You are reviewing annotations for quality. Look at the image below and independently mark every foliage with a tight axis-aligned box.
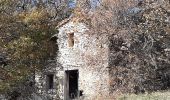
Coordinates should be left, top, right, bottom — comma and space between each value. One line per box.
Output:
76, 0, 170, 94
108, 0, 170, 93
0, 0, 69, 94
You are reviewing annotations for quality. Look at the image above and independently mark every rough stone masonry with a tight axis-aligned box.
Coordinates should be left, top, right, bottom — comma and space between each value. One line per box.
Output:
35, 20, 111, 100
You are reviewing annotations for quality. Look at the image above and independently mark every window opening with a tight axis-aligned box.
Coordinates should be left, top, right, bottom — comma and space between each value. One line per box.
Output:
47, 74, 54, 89
68, 33, 74, 47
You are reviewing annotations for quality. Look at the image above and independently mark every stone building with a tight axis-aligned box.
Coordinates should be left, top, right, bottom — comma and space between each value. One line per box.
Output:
35, 17, 112, 100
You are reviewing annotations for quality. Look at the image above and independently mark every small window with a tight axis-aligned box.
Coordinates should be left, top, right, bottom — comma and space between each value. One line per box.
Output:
46, 74, 54, 89
68, 33, 74, 47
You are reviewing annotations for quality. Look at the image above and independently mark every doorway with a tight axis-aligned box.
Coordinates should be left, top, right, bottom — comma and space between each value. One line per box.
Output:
65, 70, 79, 100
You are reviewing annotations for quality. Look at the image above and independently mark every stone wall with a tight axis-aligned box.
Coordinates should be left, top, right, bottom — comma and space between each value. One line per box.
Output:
35, 60, 61, 100
57, 21, 110, 100
35, 21, 111, 100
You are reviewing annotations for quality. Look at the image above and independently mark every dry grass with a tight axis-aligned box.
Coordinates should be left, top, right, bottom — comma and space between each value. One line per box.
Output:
118, 91, 170, 100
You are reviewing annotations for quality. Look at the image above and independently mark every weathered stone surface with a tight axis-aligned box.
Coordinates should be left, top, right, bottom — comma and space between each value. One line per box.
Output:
35, 21, 111, 100
35, 60, 60, 100
57, 21, 110, 99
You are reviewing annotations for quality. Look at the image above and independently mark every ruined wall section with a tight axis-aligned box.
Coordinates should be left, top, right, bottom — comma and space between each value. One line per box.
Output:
35, 60, 61, 100
57, 22, 110, 99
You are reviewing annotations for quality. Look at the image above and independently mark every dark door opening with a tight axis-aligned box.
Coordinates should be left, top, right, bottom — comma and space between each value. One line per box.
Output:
65, 70, 78, 99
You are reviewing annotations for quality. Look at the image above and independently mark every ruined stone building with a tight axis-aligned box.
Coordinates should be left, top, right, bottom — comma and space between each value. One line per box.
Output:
34, 0, 114, 100
34, 0, 151, 100
35, 17, 113, 100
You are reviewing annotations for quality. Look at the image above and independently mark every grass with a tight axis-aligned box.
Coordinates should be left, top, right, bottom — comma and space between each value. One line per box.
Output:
118, 91, 170, 100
